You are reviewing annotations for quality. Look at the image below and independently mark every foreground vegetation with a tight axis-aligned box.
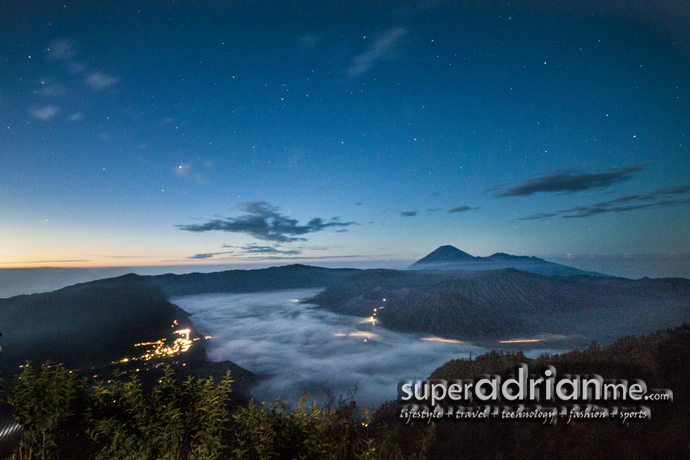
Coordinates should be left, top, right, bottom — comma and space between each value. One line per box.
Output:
3, 322, 690, 459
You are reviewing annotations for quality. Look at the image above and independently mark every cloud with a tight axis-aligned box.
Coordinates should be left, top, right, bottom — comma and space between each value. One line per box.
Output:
348, 27, 407, 78
175, 289, 485, 408
69, 112, 84, 121
519, 185, 690, 220
189, 253, 216, 259
519, 212, 558, 221
46, 39, 77, 61
86, 72, 119, 90
400, 211, 417, 217
68, 62, 88, 74
178, 201, 357, 243
298, 33, 320, 50
175, 164, 192, 176
174, 163, 208, 183
31, 106, 58, 120
39, 80, 67, 97
448, 206, 474, 213
188, 244, 365, 261
222, 244, 302, 256
3, 259, 91, 264
651, 185, 690, 196
495, 165, 646, 197
254, 255, 363, 261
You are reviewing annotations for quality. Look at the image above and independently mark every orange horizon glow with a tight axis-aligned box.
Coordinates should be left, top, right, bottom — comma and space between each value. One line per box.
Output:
0, 258, 310, 269
0, 253, 381, 269
421, 336, 466, 344
499, 339, 543, 343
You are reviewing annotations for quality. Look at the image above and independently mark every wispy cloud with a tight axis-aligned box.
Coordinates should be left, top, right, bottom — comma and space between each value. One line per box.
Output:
400, 211, 417, 217
39, 79, 67, 97
5, 259, 90, 264
298, 32, 320, 50
188, 253, 218, 260
246, 254, 363, 261
45, 39, 87, 74
86, 72, 119, 90
188, 244, 361, 261
175, 164, 193, 176
448, 206, 475, 213
68, 62, 88, 74
31, 106, 59, 120
519, 212, 558, 221
494, 165, 646, 197
348, 27, 407, 78
520, 185, 690, 220
173, 163, 208, 184
46, 39, 77, 61
178, 201, 357, 243
222, 244, 302, 256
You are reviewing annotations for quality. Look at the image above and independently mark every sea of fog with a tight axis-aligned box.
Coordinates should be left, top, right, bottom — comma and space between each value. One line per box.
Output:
173, 289, 493, 408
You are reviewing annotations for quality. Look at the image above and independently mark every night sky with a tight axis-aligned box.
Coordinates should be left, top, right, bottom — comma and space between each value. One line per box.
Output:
2, 1, 689, 277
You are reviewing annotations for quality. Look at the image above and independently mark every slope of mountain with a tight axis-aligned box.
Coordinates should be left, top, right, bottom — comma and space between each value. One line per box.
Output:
0, 274, 187, 372
384, 293, 523, 339
309, 268, 690, 345
411, 245, 474, 264
0, 264, 360, 377
409, 245, 604, 277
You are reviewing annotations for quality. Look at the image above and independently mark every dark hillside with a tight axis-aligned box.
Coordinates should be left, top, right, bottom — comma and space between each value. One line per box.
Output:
385, 293, 523, 339
311, 268, 690, 344
0, 274, 185, 373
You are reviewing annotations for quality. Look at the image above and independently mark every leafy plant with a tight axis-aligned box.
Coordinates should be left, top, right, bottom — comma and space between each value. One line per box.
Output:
231, 392, 375, 460
85, 366, 232, 460
9, 362, 84, 460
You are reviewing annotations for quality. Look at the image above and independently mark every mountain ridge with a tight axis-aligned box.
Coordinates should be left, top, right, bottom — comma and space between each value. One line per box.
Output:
309, 266, 690, 345
409, 245, 604, 277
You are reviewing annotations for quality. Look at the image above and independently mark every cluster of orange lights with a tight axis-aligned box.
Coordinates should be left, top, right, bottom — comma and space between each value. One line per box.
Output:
115, 326, 199, 365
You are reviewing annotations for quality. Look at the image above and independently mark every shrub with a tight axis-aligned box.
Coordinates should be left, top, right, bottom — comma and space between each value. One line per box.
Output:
85, 366, 232, 460
9, 362, 84, 460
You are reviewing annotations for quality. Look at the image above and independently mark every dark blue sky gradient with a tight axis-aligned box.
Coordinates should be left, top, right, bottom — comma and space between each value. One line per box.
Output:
1, 1, 689, 276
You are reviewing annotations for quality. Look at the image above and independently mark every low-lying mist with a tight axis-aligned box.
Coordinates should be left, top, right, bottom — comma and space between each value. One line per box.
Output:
173, 289, 489, 408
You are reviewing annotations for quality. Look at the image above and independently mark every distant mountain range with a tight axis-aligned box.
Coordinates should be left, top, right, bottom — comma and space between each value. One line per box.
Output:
409, 245, 604, 277
2, 254, 689, 379
145, 264, 359, 297
0, 265, 358, 375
